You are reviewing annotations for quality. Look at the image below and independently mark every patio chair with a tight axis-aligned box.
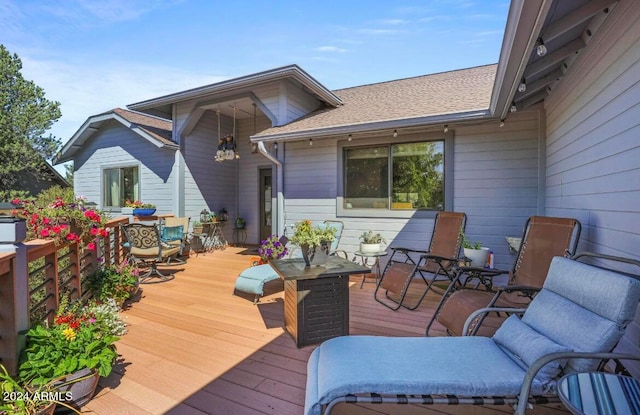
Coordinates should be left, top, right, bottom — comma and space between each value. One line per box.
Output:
234, 236, 289, 304
161, 216, 190, 264
426, 216, 581, 337
121, 222, 180, 283
304, 252, 640, 415
374, 211, 466, 310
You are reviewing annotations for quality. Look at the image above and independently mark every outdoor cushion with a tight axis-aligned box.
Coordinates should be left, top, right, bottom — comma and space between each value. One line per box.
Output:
234, 264, 279, 296
304, 335, 546, 415
161, 225, 184, 242
522, 257, 640, 372
493, 314, 572, 382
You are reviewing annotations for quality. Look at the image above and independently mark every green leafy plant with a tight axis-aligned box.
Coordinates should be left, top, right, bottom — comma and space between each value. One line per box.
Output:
359, 230, 386, 244
258, 235, 288, 261
124, 199, 155, 208
18, 298, 122, 385
0, 364, 82, 415
86, 260, 139, 304
289, 220, 336, 248
460, 228, 482, 249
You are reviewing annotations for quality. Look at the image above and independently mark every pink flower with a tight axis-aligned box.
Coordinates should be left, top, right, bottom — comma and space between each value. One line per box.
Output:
86, 242, 96, 251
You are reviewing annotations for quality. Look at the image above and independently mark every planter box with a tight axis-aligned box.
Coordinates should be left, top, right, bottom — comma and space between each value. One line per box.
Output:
133, 208, 156, 216
121, 207, 134, 215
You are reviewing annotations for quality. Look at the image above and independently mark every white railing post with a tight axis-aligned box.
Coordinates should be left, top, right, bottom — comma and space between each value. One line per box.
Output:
0, 216, 29, 375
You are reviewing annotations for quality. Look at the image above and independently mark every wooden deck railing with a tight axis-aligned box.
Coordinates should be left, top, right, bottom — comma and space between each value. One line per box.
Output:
0, 216, 129, 376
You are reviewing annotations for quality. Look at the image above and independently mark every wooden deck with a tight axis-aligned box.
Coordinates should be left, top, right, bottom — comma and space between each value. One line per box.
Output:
85, 247, 569, 415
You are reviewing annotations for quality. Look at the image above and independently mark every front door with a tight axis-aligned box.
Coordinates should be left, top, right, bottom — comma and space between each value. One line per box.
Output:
259, 168, 273, 242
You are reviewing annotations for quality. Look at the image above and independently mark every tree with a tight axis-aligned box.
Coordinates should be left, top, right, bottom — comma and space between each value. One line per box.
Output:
0, 44, 62, 201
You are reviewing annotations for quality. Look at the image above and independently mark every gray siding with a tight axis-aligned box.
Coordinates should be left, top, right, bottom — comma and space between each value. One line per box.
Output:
73, 120, 176, 216
543, 0, 640, 373
281, 113, 541, 271
182, 110, 237, 238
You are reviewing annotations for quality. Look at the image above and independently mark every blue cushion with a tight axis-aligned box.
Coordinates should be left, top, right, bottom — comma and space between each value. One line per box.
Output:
234, 264, 279, 295
493, 314, 572, 382
161, 225, 183, 241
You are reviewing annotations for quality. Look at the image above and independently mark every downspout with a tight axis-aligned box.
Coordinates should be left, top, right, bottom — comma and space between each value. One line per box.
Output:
257, 141, 284, 236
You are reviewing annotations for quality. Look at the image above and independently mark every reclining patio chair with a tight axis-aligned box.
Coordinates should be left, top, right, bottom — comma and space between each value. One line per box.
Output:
374, 211, 466, 310
426, 216, 581, 337
121, 222, 180, 283
160, 216, 190, 264
304, 252, 640, 415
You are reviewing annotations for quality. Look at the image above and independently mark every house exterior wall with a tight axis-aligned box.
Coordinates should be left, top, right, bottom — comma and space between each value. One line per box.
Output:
73, 120, 176, 215
543, 0, 640, 371
281, 110, 542, 271
181, 110, 237, 237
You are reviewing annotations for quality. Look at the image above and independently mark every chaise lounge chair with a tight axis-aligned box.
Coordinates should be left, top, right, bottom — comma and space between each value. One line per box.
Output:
374, 211, 466, 310
304, 252, 640, 415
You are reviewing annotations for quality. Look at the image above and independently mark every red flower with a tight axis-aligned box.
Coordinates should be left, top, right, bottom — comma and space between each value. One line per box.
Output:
90, 227, 100, 236
86, 242, 96, 251
40, 229, 50, 237
66, 233, 80, 242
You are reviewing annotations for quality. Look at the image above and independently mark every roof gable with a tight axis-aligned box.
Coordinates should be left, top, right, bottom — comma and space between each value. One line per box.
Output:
254, 64, 497, 140
55, 108, 176, 164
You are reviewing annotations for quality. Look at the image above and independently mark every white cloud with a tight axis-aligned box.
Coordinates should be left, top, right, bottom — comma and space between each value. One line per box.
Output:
19, 55, 226, 143
315, 46, 347, 53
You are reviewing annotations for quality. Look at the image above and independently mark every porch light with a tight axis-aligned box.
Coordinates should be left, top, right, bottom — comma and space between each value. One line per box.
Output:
499, 119, 505, 128
518, 78, 526, 93
309, 139, 313, 146
536, 37, 547, 57
510, 102, 517, 113
393, 130, 398, 138
443, 125, 448, 133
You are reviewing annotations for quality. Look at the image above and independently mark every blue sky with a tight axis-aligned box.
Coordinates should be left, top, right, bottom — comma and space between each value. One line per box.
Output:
1, 0, 509, 152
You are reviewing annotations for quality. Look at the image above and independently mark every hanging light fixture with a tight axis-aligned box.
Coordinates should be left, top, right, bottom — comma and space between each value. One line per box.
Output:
499, 119, 505, 128
309, 138, 313, 146
443, 125, 449, 133
393, 129, 398, 138
536, 37, 547, 57
518, 78, 526, 93
510, 101, 517, 113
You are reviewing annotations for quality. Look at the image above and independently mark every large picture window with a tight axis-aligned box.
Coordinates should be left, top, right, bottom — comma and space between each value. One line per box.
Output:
344, 141, 444, 210
103, 166, 139, 208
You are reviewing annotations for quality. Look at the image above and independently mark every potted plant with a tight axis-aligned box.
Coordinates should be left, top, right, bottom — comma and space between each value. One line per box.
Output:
289, 220, 337, 267
86, 260, 140, 307
18, 297, 125, 410
359, 230, 386, 254
11, 193, 109, 252
0, 364, 80, 415
234, 217, 246, 230
125, 200, 156, 217
257, 234, 288, 263
461, 229, 490, 267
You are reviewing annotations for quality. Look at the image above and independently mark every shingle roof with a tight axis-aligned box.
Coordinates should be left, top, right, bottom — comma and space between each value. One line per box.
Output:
112, 108, 173, 145
254, 64, 497, 139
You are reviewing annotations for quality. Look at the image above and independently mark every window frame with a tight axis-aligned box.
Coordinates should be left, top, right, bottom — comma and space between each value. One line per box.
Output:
337, 130, 453, 219
101, 163, 141, 210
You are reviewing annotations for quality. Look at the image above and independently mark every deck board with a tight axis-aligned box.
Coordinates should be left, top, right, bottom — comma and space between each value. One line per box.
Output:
84, 247, 569, 415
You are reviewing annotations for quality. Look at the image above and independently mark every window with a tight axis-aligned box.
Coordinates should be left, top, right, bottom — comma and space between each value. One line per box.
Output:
344, 141, 444, 211
103, 166, 139, 208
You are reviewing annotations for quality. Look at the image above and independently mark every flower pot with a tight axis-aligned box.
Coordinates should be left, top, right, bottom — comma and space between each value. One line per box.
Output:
121, 207, 134, 215
360, 242, 381, 254
133, 208, 156, 216
463, 247, 490, 267
52, 368, 100, 413
301, 243, 329, 267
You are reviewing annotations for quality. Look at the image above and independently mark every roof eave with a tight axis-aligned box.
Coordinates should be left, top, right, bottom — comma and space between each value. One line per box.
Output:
489, 0, 554, 119
127, 64, 342, 112
250, 109, 491, 142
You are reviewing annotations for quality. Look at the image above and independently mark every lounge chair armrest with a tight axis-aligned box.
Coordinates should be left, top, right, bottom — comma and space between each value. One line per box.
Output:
516, 352, 640, 415
497, 285, 541, 295
456, 265, 509, 276
390, 247, 429, 255
418, 253, 458, 263
462, 307, 525, 336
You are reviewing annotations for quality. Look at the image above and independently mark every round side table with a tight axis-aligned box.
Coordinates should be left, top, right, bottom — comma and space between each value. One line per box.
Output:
558, 372, 640, 415
353, 250, 388, 288
233, 227, 247, 246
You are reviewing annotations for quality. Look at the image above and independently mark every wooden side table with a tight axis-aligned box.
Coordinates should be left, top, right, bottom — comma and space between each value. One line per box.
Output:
557, 372, 640, 414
